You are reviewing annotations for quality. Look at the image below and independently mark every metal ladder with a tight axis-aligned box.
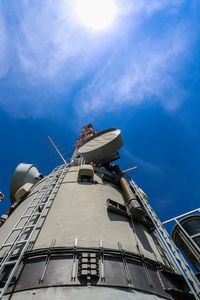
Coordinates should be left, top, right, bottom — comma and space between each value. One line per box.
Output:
129, 177, 200, 300
0, 163, 69, 299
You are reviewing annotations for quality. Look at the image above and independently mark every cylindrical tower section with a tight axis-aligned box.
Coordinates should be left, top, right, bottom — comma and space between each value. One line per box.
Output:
0, 164, 194, 299
0, 126, 199, 300
172, 215, 200, 273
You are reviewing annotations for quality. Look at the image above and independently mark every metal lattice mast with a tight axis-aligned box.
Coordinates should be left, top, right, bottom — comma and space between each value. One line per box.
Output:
71, 124, 95, 164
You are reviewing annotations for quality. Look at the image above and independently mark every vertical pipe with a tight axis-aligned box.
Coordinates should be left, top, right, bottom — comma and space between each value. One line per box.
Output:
120, 175, 145, 219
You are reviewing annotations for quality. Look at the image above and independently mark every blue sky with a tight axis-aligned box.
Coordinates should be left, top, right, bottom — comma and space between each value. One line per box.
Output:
0, 0, 200, 231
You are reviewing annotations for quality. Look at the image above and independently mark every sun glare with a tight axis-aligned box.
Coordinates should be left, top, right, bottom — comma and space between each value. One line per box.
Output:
75, 0, 117, 31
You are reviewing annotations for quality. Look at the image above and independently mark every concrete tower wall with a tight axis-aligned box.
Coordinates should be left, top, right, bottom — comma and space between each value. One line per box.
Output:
0, 166, 174, 267
0, 165, 192, 300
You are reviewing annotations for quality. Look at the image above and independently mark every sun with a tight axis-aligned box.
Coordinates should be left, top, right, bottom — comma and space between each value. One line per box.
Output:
75, 0, 117, 31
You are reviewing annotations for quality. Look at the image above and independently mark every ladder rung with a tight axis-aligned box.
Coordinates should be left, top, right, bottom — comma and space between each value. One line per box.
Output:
28, 205, 38, 209
25, 224, 35, 229
3, 240, 28, 248
32, 213, 41, 216
4, 260, 18, 266
15, 239, 28, 244
13, 224, 35, 231
21, 212, 40, 219
12, 227, 22, 232
29, 203, 45, 209
21, 215, 31, 219
33, 195, 46, 200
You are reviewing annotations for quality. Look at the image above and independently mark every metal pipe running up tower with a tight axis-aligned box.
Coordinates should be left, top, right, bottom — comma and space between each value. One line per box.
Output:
0, 125, 200, 300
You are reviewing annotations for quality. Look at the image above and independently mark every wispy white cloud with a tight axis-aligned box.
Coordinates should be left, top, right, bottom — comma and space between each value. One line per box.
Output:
76, 22, 189, 120
0, 0, 195, 118
122, 148, 163, 174
117, 0, 184, 22
15, 0, 96, 82
1, 1, 116, 83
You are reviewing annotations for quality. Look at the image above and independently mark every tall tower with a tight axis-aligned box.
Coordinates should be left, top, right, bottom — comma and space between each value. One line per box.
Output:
0, 125, 200, 299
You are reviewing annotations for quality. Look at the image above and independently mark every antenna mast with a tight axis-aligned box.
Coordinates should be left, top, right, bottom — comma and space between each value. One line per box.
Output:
48, 136, 67, 164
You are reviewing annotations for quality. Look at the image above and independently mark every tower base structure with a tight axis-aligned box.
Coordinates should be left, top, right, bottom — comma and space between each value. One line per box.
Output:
0, 125, 199, 299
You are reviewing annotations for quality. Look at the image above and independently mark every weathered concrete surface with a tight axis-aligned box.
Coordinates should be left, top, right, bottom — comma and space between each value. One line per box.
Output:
0, 166, 175, 268
3, 286, 168, 300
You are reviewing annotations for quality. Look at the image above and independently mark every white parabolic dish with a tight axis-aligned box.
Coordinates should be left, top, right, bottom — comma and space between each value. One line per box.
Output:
78, 128, 124, 163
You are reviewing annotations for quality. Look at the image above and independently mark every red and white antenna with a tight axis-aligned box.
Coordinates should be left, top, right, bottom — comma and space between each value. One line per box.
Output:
71, 124, 95, 164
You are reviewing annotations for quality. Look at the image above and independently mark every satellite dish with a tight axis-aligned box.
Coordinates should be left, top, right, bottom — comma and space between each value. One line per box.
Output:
10, 163, 42, 203
78, 128, 124, 164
